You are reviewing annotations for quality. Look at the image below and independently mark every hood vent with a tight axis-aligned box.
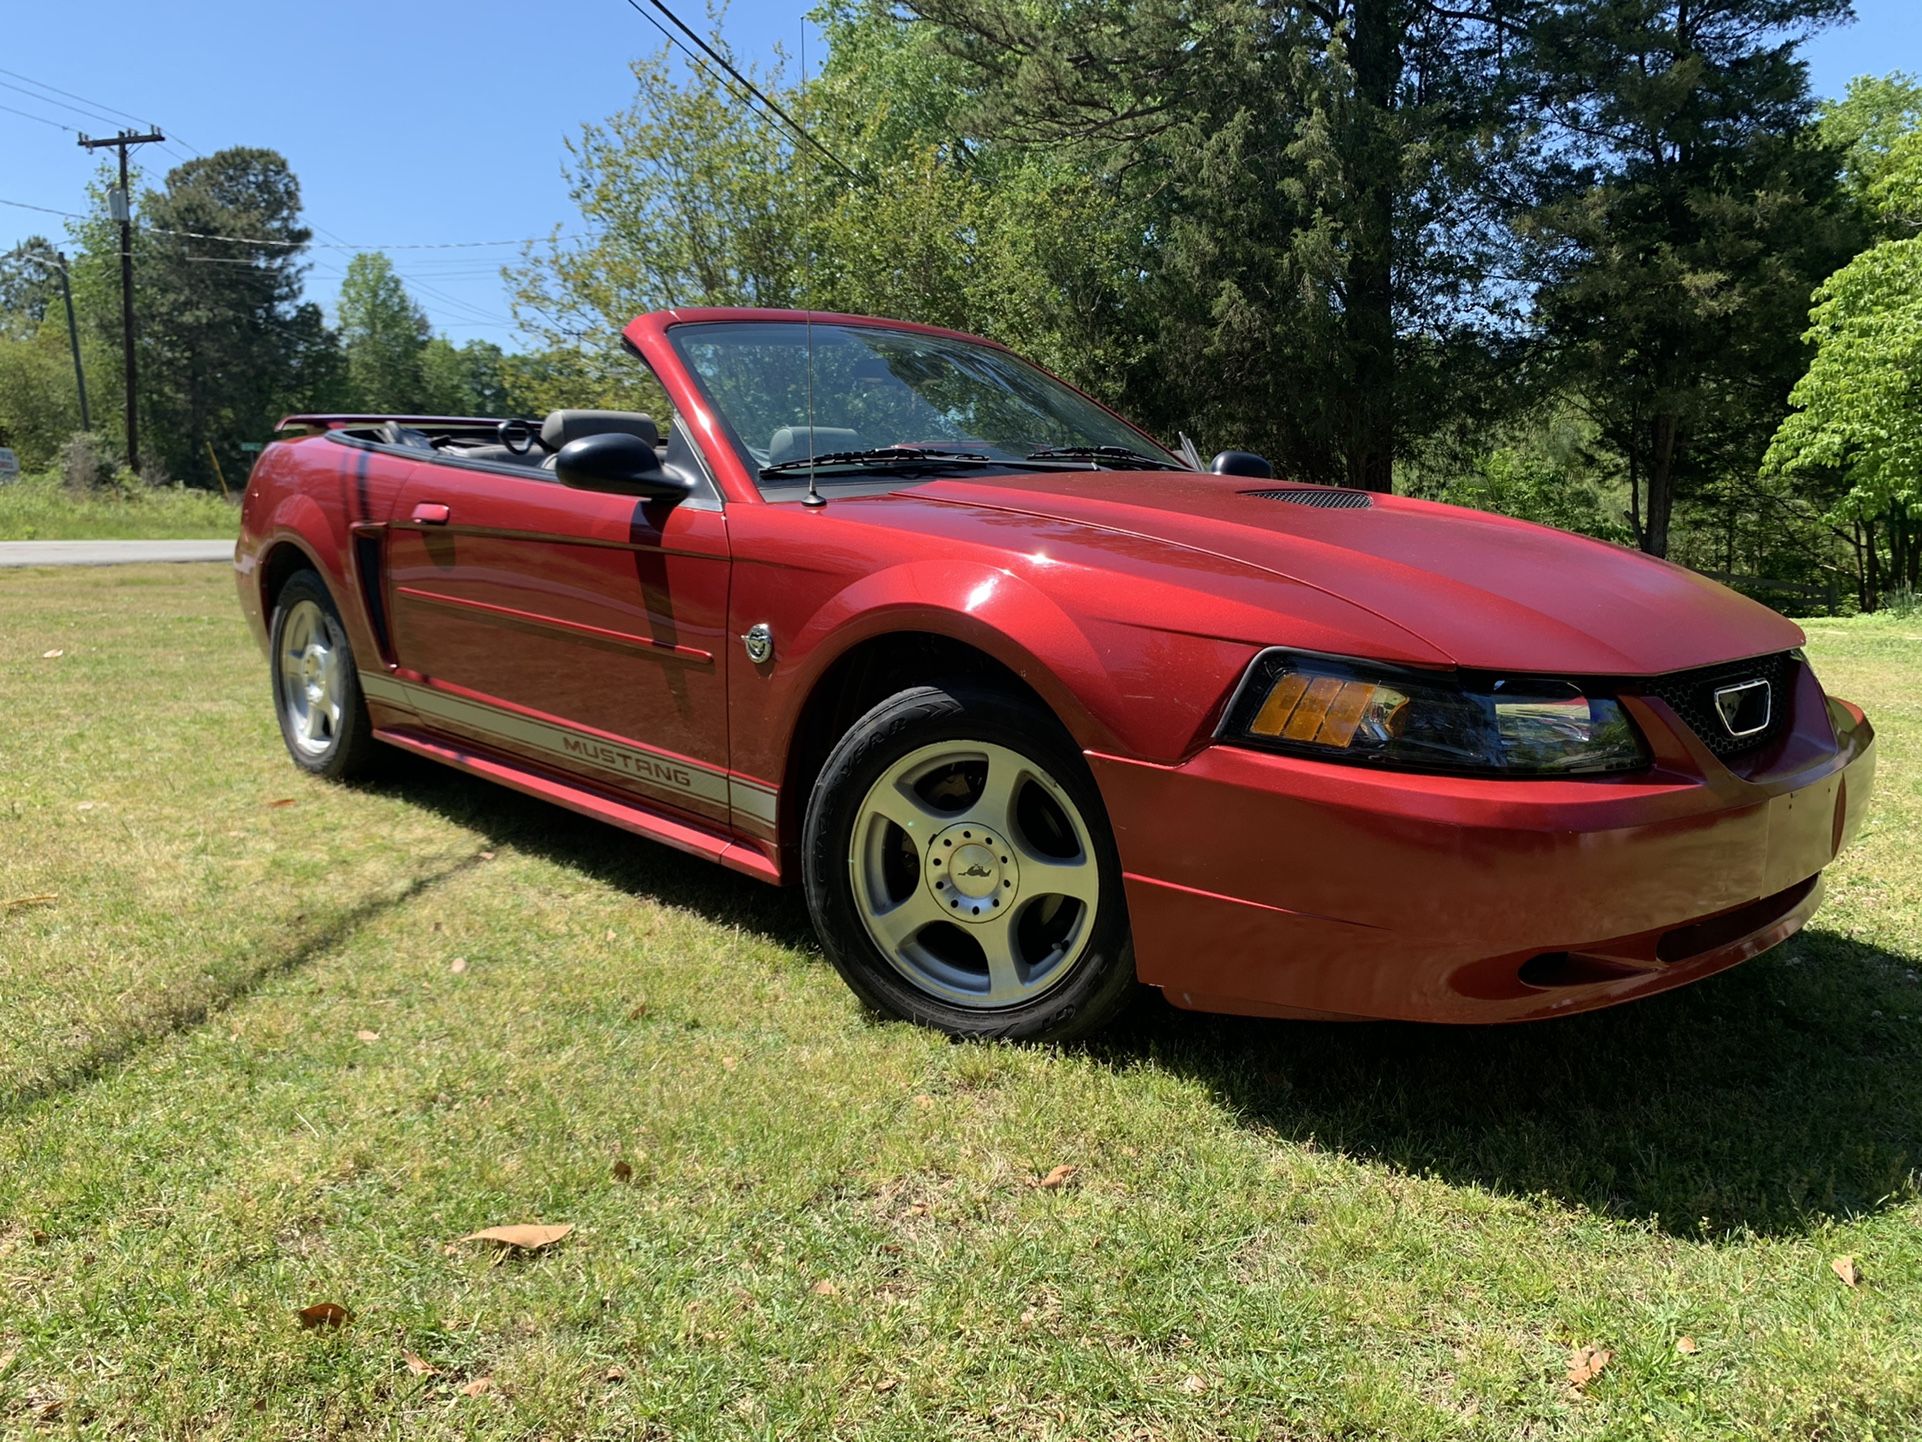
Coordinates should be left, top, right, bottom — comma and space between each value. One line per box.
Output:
1243, 486, 1372, 509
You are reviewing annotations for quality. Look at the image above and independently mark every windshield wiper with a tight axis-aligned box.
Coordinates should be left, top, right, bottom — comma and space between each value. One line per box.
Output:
1025, 444, 1188, 471
759, 446, 995, 478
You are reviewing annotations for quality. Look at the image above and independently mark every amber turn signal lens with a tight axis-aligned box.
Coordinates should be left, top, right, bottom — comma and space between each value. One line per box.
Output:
1249, 674, 1382, 747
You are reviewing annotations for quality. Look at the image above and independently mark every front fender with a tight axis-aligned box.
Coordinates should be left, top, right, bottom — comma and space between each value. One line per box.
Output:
783, 559, 1128, 753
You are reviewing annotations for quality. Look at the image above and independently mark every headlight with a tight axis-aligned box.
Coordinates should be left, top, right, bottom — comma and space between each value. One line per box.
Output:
1219, 651, 1648, 776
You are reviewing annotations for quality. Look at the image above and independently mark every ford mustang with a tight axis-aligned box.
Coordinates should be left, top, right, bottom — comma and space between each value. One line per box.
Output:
234, 308, 1877, 1040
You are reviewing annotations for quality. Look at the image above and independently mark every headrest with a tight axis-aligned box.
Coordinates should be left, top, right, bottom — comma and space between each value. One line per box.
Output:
541, 409, 659, 451
767, 425, 862, 467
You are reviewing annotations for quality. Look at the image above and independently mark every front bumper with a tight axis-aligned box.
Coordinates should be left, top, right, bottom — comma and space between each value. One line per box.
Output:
1092, 661, 1876, 1023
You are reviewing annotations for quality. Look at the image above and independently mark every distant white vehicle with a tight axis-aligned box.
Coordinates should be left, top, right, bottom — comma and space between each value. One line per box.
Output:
0, 447, 19, 481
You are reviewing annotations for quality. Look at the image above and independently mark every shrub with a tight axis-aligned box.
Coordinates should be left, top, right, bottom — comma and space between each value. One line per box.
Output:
57, 431, 117, 494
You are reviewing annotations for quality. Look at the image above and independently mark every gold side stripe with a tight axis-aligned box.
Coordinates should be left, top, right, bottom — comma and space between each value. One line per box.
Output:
360, 671, 777, 825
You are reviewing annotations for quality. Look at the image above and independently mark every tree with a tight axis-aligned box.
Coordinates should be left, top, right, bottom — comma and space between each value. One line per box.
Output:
1766, 124, 1922, 605
419, 336, 514, 416
0, 237, 63, 332
0, 237, 91, 467
135, 148, 327, 482
0, 326, 88, 468
901, 0, 1535, 490
1517, 0, 1860, 558
337, 252, 430, 411
1818, 70, 1922, 221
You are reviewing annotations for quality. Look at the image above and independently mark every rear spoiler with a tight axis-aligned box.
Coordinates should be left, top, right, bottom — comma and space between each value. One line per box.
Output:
275, 413, 505, 436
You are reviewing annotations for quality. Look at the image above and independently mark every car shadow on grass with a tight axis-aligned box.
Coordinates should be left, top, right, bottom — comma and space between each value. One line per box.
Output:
1093, 928, 1922, 1239
361, 767, 817, 948
368, 768, 1919, 1241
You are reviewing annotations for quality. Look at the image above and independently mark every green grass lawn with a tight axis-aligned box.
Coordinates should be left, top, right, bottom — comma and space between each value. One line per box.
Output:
0, 474, 239, 541
1, 564, 1917, 1440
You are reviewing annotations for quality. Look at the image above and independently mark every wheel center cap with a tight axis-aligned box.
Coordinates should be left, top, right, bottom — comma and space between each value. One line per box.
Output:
951, 844, 999, 897
925, 823, 1019, 924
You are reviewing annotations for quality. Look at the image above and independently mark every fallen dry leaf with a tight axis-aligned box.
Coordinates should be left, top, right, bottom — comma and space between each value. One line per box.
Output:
297, 1302, 352, 1330
40, 649, 63, 659
402, 1352, 437, 1376
810, 1280, 838, 1297
875, 1377, 898, 1393
612, 1161, 633, 1184
355, 1029, 380, 1043
1565, 1345, 1612, 1390
459, 1377, 494, 1398
3, 894, 57, 912
265, 797, 297, 808
449, 957, 468, 974
1179, 1374, 1208, 1396
1831, 1255, 1862, 1287
479, 850, 496, 861
458, 1223, 573, 1253
1676, 1336, 1700, 1356
721, 1055, 738, 1071
604, 1365, 627, 1383
1032, 1164, 1079, 1190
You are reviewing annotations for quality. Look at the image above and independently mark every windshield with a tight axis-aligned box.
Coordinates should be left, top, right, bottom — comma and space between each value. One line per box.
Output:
668, 321, 1184, 492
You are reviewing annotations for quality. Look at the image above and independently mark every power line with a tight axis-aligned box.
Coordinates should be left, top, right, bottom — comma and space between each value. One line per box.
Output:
0, 66, 160, 133
0, 77, 127, 131
0, 199, 582, 252
0, 196, 84, 221
0, 99, 77, 133
617, 0, 859, 181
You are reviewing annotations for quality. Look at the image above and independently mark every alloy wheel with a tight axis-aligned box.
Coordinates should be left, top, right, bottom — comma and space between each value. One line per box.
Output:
277, 598, 343, 758
848, 740, 1101, 1009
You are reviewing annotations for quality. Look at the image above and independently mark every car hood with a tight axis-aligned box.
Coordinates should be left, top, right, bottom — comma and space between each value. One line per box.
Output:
902, 471, 1803, 675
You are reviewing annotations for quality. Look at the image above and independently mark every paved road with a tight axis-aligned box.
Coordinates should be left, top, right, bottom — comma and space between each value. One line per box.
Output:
0, 539, 232, 568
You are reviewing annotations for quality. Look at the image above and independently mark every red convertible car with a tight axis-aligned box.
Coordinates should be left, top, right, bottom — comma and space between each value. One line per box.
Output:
235, 308, 1877, 1040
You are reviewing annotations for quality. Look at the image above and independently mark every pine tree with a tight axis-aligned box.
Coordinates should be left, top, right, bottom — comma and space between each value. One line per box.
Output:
1517, 0, 1859, 556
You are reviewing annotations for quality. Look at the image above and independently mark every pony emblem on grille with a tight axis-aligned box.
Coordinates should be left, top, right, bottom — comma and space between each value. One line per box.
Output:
1713, 678, 1771, 738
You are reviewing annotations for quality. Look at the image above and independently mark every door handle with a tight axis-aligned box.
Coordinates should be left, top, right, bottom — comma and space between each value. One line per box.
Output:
411, 502, 451, 525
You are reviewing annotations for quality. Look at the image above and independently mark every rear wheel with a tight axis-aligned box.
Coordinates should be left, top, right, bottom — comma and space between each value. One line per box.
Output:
269, 569, 379, 780
803, 681, 1135, 1041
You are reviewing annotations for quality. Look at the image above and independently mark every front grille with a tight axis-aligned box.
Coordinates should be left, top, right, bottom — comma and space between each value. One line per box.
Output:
1640, 652, 1793, 759
1242, 486, 1373, 509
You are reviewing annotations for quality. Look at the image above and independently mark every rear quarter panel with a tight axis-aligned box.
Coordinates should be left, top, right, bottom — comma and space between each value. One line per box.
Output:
237, 435, 413, 665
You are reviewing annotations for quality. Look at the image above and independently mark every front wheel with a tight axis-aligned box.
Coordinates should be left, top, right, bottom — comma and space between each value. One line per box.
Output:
803, 681, 1135, 1041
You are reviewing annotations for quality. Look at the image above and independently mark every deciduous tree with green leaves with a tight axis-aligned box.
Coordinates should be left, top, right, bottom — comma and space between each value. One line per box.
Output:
1766, 121, 1922, 604
337, 252, 432, 412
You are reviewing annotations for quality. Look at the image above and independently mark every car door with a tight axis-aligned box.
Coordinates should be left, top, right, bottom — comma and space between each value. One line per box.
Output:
378, 438, 734, 830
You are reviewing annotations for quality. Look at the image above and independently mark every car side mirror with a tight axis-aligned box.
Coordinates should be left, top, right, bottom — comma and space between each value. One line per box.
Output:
1210, 450, 1274, 479
554, 432, 691, 502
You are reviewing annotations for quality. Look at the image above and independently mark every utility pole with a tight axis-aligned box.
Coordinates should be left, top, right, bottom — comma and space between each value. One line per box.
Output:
77, 128, 163, 471
51, 252, 90, 432
22, 247, 89, 432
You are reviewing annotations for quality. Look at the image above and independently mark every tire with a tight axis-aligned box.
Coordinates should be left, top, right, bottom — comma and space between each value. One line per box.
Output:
803, 680, 1136, 1042
268, 569, 380, 781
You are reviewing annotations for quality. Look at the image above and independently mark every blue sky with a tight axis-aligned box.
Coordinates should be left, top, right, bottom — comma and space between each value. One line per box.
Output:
1, 0, 1915, 353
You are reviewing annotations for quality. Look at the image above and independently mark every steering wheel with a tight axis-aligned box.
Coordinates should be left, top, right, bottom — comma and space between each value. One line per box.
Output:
498, 419, 537, 456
